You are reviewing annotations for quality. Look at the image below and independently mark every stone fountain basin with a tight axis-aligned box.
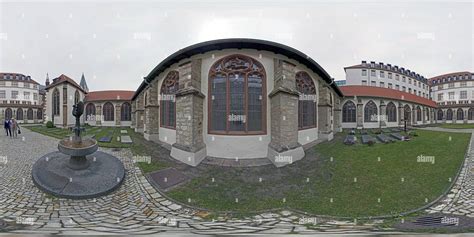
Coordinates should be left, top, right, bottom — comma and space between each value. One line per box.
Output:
58, 138, 98, 157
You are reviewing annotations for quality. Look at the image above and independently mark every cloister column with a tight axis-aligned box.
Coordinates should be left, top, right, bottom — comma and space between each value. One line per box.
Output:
422, 107, 426, 124
430, 108, 435, 124
412, 107, 417, 125
318, 87, 334, 140
267, 59, 304, 167
131, 101, 136, 128
464, 108, 468, 124
95, 104, 102, 126
356, 99, 363, 128
115, 102, 121, 126
453, 109, 457, 123
33, 109, 38, 123
170, 59, 207, 166
379, 100, 386, 128
333, 96, 342, 132
135, 94, 145, 133
144, 80, 160, 142
442, 109, 446, 123
398, 103, 404, 126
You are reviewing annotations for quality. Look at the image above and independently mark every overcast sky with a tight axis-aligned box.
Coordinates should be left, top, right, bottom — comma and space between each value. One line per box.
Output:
0, 0, 473, 91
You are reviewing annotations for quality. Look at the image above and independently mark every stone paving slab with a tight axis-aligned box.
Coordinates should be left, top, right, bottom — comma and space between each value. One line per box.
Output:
120, 135, 132, 144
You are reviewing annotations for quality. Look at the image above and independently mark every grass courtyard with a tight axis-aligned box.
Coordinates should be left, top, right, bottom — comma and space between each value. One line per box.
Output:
438, 123, 474, 129
166, 130, 470, 217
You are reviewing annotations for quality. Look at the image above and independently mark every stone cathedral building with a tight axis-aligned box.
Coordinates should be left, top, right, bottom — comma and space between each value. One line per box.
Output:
130, 39, 343, 167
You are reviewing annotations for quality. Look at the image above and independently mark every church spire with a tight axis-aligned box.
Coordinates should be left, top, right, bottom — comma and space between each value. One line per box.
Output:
45, 73, 50, 86
79, 73, 89, 92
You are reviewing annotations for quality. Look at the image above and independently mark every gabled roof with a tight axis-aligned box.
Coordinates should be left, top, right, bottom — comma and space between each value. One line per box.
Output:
132, 38, 343, 100
85, 90, 134, 102
45, 74, 86, 93
340, 85, 437, 108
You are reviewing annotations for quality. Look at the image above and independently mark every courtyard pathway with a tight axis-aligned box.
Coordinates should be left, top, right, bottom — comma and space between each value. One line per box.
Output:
426, 130, 474, 218
1, 128, 470, 234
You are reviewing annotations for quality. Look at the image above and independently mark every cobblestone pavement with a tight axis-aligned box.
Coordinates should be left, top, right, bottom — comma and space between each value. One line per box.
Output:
427, 131, 474, 218
0, 128, 454, 235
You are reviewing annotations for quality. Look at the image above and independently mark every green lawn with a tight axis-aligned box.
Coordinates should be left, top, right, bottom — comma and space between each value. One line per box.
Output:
27, 125, 134, 148
438, 123, 474, 129
167, 130, 470, 217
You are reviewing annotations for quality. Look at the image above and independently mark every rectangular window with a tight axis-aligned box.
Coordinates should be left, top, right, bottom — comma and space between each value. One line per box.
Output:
0, 90, 5, 99
408, 88, 412, 93
24, 92, 30, 100
395, 74, 400, 80
414, 89, 417, 95
388, 83, 393, 89
23, 83, 29, 88
402, 76, 406, 82
371, 70, 376, 77
371, 81, 376, 86
403, 86, 406, 92
438, 85, 443, 90
33, 93, 38, 100
460, 91, 467, 99
438, 93, 443, 101
380, 71, 385, 78
11, 91, 18, 99
380, 82, 385, 87
449, 83, 455, 88
361, 80, 367, 86
12, 81, 18, 87
388, 73, 392, 79
396, 85, 400, 90
361, 69, 367, 76
461, 81, 467, 87
449, 92, 455, 100
408, 79, 412, 84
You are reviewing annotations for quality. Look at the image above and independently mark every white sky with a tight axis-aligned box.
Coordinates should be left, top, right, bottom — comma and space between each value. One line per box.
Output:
0, 0, 473, 91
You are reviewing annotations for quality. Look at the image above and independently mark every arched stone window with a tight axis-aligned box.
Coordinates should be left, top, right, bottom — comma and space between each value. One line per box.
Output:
386, 102, 397, 122
437, 109, 444, 120
103, 102, 114, 121
456, 108, 464, 120
404, 105, 411, 122
364, 100, 377, 122
446, 109, 453, 120
52, 88, 60, 116
160, 71, 179, 129
296, 71, 317, 129
37, 109, 43, 120
5, 108, 12, 119
27, 108, 33, 120
16, 108, 23, 120
416, 106, 422, 121
468, 108, 474, 120
121, 102, 131, 121
208, 54, 266, 134
86, 103, 96, 121
74, 90, 80, 104
342, 100, 356, 123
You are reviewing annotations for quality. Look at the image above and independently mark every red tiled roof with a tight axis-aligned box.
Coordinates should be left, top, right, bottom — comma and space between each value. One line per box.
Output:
340, 85, 437, 108
85, 90, 134, 102
45, 74, 86, 93
0, 72, 40, 85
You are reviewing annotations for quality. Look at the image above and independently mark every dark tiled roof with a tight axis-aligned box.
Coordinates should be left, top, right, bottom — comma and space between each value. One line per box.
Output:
0, 72, 40, 85
45, 74, 86, 93
340, 85, 437, 108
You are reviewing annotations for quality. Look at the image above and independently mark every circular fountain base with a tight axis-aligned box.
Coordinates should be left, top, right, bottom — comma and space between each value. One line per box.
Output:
32, 151, 125, 199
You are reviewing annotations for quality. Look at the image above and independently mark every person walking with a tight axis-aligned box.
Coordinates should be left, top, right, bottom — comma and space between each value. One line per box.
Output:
6, 119, 12, 137
3, 119, 8, 136
11, 119, 18, 138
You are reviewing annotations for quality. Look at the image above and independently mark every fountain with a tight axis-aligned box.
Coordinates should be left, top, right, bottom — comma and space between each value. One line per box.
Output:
32, 101, 125, 199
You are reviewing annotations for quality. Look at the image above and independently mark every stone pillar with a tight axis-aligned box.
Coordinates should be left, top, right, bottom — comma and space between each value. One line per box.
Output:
131, 101, 136, 128
398, 103, 404, 126
442, 109, 446, 123
430, 108, 435, 124
170, 59, 207, 166
318, 87, 334, 141
33, 109, 38, 123
115, 102, 121, 126
267, 59, 304, 167
422, 107, 426, 124
453, 109, 457, 123
356, 100, 363, 128
379, 100, 386, 128
144, 80, 160, 142
464, 108, 468, 124
135, 93, 145, 133
95, 104, 102, 126
412, 107, 417, 125
333, 96, 342, 132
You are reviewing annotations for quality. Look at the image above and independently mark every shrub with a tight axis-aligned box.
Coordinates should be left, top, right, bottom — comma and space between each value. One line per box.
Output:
46, 121, 55, 128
